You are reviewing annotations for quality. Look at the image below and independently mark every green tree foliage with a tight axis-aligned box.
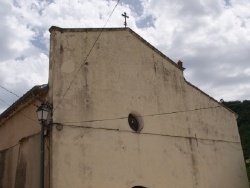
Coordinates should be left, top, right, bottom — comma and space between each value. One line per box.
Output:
222, 100, 250, 184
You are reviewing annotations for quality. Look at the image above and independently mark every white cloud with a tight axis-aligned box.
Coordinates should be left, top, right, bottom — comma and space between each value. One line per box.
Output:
0, 52, 48, 113
0, 53, 48, 86
135, 0, 250, 101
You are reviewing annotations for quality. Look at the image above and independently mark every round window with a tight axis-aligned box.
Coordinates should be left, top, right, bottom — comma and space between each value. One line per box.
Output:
128, 113, 143, 132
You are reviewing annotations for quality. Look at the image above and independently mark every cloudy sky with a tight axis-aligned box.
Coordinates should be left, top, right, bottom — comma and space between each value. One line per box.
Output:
0, 0, 249, 113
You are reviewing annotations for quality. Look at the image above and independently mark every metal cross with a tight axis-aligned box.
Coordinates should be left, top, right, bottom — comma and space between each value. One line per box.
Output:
121, 12, 129, 28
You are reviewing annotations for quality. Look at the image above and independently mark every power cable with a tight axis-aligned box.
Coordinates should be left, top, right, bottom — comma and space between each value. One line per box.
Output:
52, 0, 121, 114
0, 84, 43, 123
0, 85, 20, 98
53, 123, 241, 145
0, 98, 11, 107
0, 84, 42, 108
60, 105, 222, 124
0, 98, 38, 123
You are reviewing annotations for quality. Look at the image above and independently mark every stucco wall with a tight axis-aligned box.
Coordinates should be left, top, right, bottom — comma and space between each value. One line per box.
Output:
51, 126, 246, 188
0, 100, 46, 188
0, 134, 40, 188
0, 102, 40, 151
49, 28, 248, 188
0, 144, 19, 188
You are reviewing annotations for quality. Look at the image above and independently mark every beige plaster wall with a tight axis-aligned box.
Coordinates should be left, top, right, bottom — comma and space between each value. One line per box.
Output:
0, 145, 19, 188
0, 134, 40, 188
0, 101, 45, 188
15, 134, 40, 188
49, 29, 248, 188
51, 126, 246, 188
0, 103, 40, 151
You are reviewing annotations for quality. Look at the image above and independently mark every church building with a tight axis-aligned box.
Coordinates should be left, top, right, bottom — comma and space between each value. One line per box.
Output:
0, 26, 248, 188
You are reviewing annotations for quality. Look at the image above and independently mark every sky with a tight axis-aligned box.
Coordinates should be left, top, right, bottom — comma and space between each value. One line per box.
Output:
0, 0, 249, 113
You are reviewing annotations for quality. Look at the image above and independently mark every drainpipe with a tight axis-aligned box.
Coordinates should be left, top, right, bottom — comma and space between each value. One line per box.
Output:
40, 122, 44, 188
37, 103, 50, 188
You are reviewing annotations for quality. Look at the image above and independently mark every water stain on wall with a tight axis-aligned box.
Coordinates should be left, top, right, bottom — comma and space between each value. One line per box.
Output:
14, 146, 27, 188
189, 138, 199, 188
0, 150, 6, 188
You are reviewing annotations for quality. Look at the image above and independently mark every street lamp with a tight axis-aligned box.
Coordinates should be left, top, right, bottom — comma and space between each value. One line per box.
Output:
37, 104, 50, 122
37, 103, 50, 188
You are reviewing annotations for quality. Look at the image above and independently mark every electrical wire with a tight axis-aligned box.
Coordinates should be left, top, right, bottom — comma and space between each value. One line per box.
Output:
0, 98, 11, 107
0, 84, 42, 108
60, 105, 222, 124
197, 139, 215, 145
0, 98, 38, 123
52, 0, 121, 114
0, 85, 20, 98
0, 84, 51, 124
53, 123, 241, 145
0, 0, 121, 119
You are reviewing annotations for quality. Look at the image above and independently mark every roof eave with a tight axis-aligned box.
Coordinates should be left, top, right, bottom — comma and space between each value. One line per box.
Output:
0, 84, 49, 125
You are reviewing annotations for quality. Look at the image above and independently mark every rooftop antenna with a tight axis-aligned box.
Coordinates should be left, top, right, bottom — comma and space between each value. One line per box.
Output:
121, 12, 129, 28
